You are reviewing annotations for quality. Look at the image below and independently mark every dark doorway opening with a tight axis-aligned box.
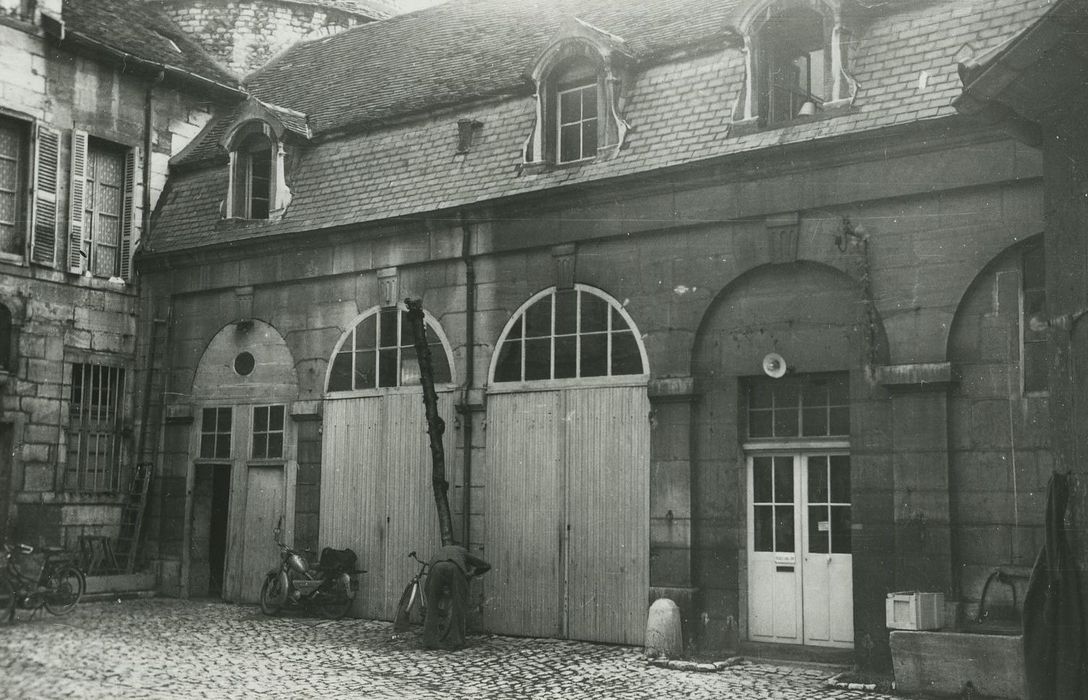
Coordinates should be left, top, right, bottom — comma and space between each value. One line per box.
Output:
191, 463, 231, 598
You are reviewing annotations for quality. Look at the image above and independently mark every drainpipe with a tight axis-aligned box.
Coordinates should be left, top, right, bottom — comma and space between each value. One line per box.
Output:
458, 210, 475, 547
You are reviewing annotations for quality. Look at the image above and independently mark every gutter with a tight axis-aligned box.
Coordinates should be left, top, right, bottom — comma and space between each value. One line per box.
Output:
49, 26, 246, 100
457, 210, 478, 547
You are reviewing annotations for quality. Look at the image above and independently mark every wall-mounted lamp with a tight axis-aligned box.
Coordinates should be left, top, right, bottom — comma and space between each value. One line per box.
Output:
798, 101, 817, 117
835, 217, 867, 252
1029, 308, 1088, 333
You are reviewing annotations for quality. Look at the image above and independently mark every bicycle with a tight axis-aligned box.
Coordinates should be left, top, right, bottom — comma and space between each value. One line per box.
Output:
0, 542, 86, 623
392, 550, 429, 632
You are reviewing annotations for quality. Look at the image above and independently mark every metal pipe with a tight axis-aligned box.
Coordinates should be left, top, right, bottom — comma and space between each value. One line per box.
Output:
459, 210, 475, 547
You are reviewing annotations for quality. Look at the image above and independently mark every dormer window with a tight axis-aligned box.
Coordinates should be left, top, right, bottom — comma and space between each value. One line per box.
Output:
220, 101, 306, 222
733, 0, 857, 128
524, 20, 631, 168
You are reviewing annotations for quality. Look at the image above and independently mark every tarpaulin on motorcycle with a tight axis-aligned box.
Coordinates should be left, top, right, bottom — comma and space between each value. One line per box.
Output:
319, 547, 358, 573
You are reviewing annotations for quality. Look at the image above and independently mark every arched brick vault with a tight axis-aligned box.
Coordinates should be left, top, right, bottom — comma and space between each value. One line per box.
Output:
945, 234, 1049, 609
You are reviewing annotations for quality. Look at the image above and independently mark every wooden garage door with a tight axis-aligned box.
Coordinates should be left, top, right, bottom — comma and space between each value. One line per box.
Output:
320, 392, 454, 619
483, 385, 649, 644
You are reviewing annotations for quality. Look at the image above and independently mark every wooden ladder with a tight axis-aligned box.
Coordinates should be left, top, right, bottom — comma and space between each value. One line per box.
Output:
116, 462, 153, 574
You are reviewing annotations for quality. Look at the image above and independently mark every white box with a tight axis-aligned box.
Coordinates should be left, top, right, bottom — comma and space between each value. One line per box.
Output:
886, 591, 945, 630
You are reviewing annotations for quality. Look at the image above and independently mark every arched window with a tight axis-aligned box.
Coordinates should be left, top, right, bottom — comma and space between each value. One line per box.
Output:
326, 306, 453, 392
492, 285, 647, 383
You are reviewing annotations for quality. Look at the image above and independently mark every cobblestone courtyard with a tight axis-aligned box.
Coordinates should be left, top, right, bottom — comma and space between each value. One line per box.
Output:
0, 599, 901, 699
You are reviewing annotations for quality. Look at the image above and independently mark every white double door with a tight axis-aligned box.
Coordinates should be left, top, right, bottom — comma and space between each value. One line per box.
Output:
747, 452, 853, 648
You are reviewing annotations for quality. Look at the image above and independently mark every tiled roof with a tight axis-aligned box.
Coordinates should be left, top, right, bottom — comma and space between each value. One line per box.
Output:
244, 0, 740, 135
63, 0, 239, 87
148, 0, 1052, 255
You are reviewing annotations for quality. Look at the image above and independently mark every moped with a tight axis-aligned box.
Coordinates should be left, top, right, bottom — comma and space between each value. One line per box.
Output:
1, 542, 85, 622
259, 526, 363, 620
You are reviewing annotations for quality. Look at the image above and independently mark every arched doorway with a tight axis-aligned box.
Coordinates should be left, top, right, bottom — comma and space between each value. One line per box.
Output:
483, 284, 650, 644
319, 303, 456, 619
189, 319, 299, 603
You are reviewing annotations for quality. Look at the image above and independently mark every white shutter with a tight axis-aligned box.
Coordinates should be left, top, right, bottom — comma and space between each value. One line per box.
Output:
67, 129, 88, 273
30, 124, 60, 266
118, 146, 138, 281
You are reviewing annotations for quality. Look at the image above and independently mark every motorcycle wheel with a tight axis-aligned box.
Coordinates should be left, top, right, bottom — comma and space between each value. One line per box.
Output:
259, 573, 286, 616
42, 565, 84, 616
317, 592, 353, 620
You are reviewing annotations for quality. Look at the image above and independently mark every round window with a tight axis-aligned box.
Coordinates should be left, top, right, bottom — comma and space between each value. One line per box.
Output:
234, 351, 255, 376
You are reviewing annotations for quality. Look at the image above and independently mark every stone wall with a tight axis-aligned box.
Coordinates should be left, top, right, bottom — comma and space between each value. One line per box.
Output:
159, 1, 376, 77
0, 18, 217, 549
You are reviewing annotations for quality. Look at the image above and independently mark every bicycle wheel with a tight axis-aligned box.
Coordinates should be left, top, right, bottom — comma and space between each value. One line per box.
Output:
259, 573, 285, 616
392, 581, 418, 632
0, 576, 14, 624
42, 565, 84, 616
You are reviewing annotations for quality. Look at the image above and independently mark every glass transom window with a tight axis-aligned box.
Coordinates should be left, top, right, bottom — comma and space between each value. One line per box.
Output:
746, 373, 848, 439
327, 307, 452, 392
493, 287, 645, 383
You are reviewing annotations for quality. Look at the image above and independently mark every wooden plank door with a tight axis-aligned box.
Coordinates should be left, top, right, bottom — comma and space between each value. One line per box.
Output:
237, 465, 285, 602
565, 386, 650, 644
482, 391, 564, 638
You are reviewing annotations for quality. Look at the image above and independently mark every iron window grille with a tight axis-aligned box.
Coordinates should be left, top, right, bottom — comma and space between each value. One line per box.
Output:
66, 363, 128, 492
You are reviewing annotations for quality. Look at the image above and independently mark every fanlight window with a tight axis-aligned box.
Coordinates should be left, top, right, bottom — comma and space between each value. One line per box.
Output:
327, 307, 452, 392
494, 286, 646, 383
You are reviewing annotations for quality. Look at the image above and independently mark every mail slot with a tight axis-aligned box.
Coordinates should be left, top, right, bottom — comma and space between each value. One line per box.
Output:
776, 565, 794, 572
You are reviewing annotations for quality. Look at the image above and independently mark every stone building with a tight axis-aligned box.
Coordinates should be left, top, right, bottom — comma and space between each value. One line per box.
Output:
157, 0, 402, 77
0, 0, 241, 560
140, 0, 1052, 666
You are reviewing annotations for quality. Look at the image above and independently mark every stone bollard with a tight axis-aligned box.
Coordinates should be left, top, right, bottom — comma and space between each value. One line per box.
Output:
645, 598, 683, 659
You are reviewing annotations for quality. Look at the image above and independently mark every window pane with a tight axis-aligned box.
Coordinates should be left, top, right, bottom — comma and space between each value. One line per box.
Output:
582, 119, 598, 156
830, 456, 851, 503
580, 86, 597, 119
611, 330, 642, 375
269, 405, 284, 430
748, 409, 773, 438
831, 506, 852, 553
808, 457, 828, 502
200, 434, 216, 459
580, 333, 607, 377
775, 507, 794, 552
560, 124, 581, 162
802, 406, 827, 436
378, 348, 398, 387
253, 406, 268, 432
555, 289, 576, 335
750, 383, 773, 410
828, 375, 849, 406
829, 407, 850, 435
610, 307, 633, 333
217, 408, 231, 432
559, 90, 580, 123
525, 298, 551, 337
355, 349, 376, 389
773, 459, 793, 502
252, 434, 268, 459
400, 345, 421, 386
355, 316, 377, 352
808, 505, 829, 554
581, 294, 608, 332
754, 505, 774, 552
328, 351, 352, 391
524, 337, 550, 380
379, 308, 398, 348
753, 457, 773, 502
430, 344, 451, 383
773, 407, 798, 437
554, 335, 576, 379
495, 339, 522, 382
267, 433, 283, 459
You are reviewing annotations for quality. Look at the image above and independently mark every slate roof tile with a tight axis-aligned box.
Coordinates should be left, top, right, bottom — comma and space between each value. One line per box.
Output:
150, 0, 1050, 254
64, 0, 237, 87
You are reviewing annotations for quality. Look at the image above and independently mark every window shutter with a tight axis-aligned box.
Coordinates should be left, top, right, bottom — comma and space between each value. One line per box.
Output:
119, 146, 138, 281
67, 129, 88, 273
30, 124, 60, 265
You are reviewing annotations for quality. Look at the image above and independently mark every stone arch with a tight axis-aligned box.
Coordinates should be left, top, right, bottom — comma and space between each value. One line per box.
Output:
193, 319, 299, 404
